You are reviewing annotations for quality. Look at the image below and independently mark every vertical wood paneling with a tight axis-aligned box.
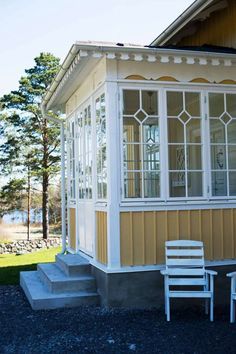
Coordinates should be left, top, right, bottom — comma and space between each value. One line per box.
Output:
156, 211, 168, 263
144, 211, 156, 265
223, 209, 233, 259
132, 212, 145, 265
178, 0, 236, 49
179, 210, 189, 238
212, 210, 222, 260
167, 211, 178, 240
96, 211, 107, 265
190, 210, 201, 241
201, 210, 212, 260
69, 208, 76, 250
120, 208, 236, 266
120, 212, 132, 266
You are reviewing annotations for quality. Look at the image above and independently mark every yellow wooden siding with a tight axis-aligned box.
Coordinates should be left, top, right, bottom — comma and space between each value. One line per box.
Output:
96, 211, 108, 265
69, 208, 76, 251
120, 209, 236, 266
178, 0, 236, 48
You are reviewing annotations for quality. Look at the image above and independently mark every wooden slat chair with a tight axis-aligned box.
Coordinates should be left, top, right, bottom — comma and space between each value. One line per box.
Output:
160, 240, 217, 322
226, 272, 236, 323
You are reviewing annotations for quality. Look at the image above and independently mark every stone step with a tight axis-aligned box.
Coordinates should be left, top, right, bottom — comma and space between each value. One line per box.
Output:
20, 271, 100, 310
56, 254, 91, 276
37, 263, 97, 294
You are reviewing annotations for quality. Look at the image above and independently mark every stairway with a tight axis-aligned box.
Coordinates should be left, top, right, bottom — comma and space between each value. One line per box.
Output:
20, 254, 100, 310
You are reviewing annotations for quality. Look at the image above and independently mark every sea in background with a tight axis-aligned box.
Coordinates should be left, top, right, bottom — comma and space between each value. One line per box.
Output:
1, 209, 42, 224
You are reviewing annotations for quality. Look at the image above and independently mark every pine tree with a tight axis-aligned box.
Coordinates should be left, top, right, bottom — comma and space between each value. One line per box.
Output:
0, 53, 61, 239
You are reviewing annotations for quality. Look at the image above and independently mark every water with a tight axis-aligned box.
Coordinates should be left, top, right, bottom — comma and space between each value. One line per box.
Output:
2, 209, 42, 224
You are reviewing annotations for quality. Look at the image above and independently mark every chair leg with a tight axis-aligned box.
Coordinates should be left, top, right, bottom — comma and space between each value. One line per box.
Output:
210, 296, 214, 322
166, 296, 170, 322
205, 299, 209, 315
230, 298, 235, 324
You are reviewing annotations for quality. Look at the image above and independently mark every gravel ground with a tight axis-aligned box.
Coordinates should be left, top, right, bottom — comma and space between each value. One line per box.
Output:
0, 286, 236, 354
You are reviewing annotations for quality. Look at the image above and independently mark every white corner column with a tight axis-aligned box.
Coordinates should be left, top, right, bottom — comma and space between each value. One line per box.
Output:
105, 80, 121, 269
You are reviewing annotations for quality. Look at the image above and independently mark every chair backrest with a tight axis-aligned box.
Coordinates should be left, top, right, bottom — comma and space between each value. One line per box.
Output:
165, 240, 205, 281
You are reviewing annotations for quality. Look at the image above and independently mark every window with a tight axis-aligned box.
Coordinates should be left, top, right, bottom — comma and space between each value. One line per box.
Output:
121, 86, 236, 201
68, 119, 76, 200
122, 89, 160, 198
84, 105, 92, 199
96, 93, 107, 199
167, 91, 202, 198
209, 93, 236, 196
77, 103, 93, 200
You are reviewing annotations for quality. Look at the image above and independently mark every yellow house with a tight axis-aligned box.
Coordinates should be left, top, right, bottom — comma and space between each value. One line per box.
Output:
21, 0, 236, 309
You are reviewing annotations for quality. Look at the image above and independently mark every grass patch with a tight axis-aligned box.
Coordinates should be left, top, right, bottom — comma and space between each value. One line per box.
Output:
0, 247, 61, 285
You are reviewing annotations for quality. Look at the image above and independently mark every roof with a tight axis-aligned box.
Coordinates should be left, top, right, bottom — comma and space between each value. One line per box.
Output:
43, 39, 236, 111
150, 0, 227, 46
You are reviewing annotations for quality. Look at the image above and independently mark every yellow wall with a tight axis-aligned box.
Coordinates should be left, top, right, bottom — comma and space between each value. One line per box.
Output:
120, 209, 236, 266
96, 211, 107, 265
69, 208, 76, 251
178, 0, 236, 48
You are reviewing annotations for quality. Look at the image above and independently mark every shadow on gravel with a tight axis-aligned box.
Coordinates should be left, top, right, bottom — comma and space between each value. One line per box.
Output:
0, 286, 236, 354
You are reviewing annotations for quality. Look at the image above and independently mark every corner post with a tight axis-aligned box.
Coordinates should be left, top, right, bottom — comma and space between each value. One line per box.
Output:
105, 80, 121, 269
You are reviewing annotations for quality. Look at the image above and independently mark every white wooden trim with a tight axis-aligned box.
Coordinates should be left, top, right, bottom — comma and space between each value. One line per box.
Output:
105, 81, 121, 268
89, 258, 236, 274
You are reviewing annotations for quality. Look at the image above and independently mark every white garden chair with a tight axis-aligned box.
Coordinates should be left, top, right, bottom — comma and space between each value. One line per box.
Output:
160, 240, 217, 322
226, 272, 236, 323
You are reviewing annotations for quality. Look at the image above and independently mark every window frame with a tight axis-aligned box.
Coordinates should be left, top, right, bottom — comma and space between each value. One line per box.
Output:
119, 83, 236, 203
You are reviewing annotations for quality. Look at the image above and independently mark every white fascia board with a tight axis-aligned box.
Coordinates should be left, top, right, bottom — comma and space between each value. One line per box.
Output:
43, 41, 236, 112
150, 0, 215, 46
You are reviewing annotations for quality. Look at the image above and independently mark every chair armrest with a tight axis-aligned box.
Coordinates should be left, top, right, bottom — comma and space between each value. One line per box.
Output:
205, 269, 217, 276
160, 269, 168, 276
227, 272, 236, 278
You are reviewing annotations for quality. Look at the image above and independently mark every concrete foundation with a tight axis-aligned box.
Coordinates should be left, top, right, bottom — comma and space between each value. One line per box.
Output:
92, 264, 236, 308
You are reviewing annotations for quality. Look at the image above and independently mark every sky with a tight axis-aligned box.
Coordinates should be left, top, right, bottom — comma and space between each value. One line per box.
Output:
0, 0, 193, 97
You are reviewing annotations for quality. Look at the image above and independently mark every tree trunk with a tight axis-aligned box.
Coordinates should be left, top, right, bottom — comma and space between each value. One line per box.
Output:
27, 167, 31, 241
42, 118, 49, 240
42, 172, 49, 239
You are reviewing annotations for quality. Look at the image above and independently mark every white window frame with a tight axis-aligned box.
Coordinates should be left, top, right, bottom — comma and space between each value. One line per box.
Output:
94, 89, 107, 202
207, 90, 236, 200
67, 114, 76, 205
119, 83, 236, 204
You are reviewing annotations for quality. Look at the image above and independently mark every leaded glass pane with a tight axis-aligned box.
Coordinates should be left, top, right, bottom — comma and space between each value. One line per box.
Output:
169, 172, 186, 197
124, 172, 141, 198
168, 118, 184, 143
143, 145, 160, 170
135, 110, 147, 122
123, 117, 140, 143
226, 94, 236, 118
229, 172, 236, 196
209, 93, 224, 117
142, 91, 158, 115
144, 172, 160, 197
179, 111, 190, 124
123, 90, 139, 115
143, 118, 159, 144
210, 120, 225, 143
123, 144, 142, 170
211, 146, 226, 170
169, 145, 185, 170
185, 92, 200, 117
186, 119, 201, 143
228, 146, 236, 169
187, 172, 202, 197
211, 171, 227, 196
227, 120, 236, 143
167, 91, 183, 116
187, 145, 202, 170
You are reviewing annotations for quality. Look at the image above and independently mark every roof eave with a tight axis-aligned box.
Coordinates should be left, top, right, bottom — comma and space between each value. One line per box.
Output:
150, 0, 215, 47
